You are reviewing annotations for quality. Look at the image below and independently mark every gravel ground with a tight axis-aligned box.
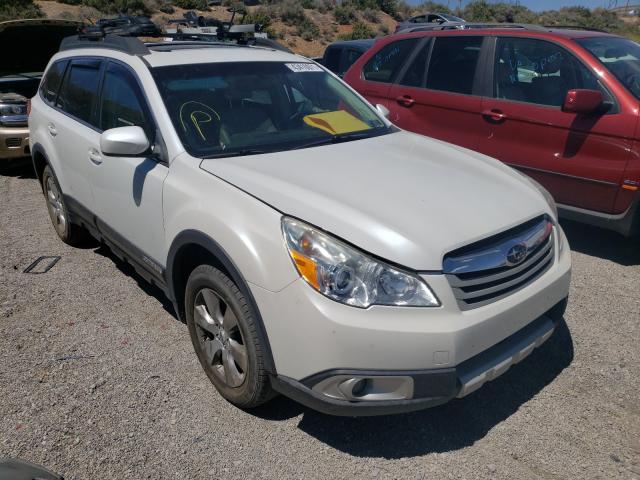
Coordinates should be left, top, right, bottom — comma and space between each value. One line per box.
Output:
1, 159, 639, 480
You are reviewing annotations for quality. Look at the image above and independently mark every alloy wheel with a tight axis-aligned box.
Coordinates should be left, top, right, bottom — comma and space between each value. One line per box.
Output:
45, 176, 67, 236
193, 288, 248, 388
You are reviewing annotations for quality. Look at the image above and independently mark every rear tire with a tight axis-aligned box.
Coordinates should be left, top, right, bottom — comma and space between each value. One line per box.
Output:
185, 264, 273, 409
42, 165, 90, 246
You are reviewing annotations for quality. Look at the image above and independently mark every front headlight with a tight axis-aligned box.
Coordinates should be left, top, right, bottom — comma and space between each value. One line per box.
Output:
282, 217, 440, 308
0, 103, 27, 116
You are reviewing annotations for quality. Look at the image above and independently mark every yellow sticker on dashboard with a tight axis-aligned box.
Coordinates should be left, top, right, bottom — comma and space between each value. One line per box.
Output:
303, 111, 372, 135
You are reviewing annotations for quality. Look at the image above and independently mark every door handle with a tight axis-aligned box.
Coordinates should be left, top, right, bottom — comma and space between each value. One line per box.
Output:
88, 148, 103, 166
482, 109, 507, 122
47, 124, 57, 137
396, 95, 415, 108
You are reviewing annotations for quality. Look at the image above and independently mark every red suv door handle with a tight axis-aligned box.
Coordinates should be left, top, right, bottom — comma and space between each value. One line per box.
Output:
482, 109, 507, 122
396, 95, 415, 108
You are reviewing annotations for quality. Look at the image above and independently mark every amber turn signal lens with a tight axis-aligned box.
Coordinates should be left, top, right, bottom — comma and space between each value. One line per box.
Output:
291, 250, 319, 289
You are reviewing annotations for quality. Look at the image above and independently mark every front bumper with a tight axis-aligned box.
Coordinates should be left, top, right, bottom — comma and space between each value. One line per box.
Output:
0, 126, 29, 160
252, 226, 571, 415
271, 306, 562, 416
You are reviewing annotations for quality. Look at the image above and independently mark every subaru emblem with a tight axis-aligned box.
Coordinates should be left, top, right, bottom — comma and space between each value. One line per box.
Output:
506, 243, 528, 266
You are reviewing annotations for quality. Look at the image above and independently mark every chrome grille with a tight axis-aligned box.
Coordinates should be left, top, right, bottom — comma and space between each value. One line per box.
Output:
5, 137, 22, 148
443, 216, 555, 310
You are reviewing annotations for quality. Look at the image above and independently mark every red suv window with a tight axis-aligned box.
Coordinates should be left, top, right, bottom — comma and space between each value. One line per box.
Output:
362, 38, 420, 83
426, 36, 483, 95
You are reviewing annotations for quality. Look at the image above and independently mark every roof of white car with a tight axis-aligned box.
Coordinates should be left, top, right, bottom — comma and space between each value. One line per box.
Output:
144, 44, 307, 68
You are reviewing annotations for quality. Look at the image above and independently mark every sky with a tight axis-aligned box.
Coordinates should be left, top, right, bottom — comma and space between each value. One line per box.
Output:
406, 1, 625, 11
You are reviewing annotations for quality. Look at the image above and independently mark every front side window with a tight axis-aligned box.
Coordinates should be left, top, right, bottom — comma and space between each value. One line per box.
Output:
363, 39, 420, 83
40, 60, 68, 105
494, 37, 610, 107
152, 61, 389, 158
56, 59, 101, 126
99, 62, 151, 137
426, 36, 482, 95
577, 36, 640, 100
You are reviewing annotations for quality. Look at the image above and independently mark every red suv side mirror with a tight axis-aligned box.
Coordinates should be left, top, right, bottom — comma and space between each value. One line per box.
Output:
562, 89, 604, 115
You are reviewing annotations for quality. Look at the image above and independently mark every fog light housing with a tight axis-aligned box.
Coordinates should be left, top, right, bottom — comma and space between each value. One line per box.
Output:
312, 375, 414, 402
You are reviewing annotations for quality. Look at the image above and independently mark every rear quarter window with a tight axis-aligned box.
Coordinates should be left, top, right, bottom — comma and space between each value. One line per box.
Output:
40, 60, 68, 105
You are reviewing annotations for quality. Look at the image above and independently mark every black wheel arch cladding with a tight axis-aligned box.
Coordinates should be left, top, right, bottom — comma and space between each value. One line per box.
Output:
167, 229, 277, 374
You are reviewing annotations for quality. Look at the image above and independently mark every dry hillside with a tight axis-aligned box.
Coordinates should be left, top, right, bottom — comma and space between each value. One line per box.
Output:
35, 0, 398, 57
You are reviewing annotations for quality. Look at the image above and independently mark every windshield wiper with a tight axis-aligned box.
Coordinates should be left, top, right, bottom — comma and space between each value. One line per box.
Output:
291, 130, 383, 151
201, 148, 268, 159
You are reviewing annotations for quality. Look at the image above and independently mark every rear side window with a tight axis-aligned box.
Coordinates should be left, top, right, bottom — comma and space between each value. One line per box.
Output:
426, 36, 483, 94
363, 38, 419, 83
399, 41, 429, 87
40, 60, 68, 105
56, 60, 101, 126
324, 47, 341, 73
99, 62, 152, 138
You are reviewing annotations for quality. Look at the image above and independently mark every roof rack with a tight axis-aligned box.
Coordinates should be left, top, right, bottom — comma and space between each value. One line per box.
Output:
438, 22, 546, 31
543, 25, 607, 32
408, 21, 607, 33
60, 34, 150, 56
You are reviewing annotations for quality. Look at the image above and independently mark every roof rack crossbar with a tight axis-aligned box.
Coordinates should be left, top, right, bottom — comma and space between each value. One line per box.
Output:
60, 34, 150, 56
434, 22, 546, 31
542, 25, 607, 32
415, 21, 607, 33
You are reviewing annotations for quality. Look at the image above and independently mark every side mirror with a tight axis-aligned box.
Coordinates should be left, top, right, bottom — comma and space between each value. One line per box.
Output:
562, 89, 604, 115
376, 103, 390, 119
100, 126, 150, 157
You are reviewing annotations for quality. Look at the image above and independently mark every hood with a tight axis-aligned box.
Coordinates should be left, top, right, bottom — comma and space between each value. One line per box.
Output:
200, 131, 551, 271
0, 19, 83, 77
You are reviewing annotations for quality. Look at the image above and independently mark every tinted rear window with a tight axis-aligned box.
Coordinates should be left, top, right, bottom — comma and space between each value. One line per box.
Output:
56, 60, 101, 126
426, 36, 483, 94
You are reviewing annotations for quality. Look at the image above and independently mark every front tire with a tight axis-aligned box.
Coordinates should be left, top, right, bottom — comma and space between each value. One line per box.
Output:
41, 165, 89, 246
185, 264, 273, 409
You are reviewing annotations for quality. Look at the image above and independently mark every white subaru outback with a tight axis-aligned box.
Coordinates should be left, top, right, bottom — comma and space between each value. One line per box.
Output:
30, 35, 571, 416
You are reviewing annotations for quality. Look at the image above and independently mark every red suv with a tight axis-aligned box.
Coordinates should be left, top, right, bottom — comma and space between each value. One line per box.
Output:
344, 27, 640, 237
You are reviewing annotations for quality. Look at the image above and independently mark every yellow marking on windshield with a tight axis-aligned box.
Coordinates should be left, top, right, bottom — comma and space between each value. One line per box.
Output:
179, 101, 221, 141
303, 110, 372, 135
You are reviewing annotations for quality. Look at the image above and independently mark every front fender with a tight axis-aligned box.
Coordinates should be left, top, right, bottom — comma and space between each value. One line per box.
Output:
162, 153, 298, 292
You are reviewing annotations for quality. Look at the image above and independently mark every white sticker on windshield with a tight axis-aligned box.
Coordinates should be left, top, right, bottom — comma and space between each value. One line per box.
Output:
286, 63, 323, 73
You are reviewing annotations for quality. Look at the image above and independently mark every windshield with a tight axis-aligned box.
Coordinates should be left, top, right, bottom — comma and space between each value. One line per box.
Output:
578, 36, 640, 99
440, 14, 464, 22
152, 61, 390, 158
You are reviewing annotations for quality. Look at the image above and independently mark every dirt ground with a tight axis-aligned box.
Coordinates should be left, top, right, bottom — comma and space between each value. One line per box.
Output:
0, 158, 639, 479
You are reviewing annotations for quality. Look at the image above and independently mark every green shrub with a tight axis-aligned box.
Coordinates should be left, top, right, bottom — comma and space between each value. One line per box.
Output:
55, 0, 150, 14
243, 6, 274, 29
279, 0, 305, 25
362, 8, 379, 23
313, 0, 333, 14
296, 16, 319, 41
0, 0, 44, 20
338, 20, 375, 40
334, 4, 356, 24
171, 0, 209, 11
